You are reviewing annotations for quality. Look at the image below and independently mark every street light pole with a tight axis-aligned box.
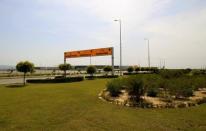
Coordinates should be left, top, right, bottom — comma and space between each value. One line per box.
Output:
114, 19, 122, 75
144, 38, 150, 68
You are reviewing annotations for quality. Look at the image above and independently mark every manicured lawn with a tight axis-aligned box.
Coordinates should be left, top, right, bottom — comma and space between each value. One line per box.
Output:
0, 79, 206, 131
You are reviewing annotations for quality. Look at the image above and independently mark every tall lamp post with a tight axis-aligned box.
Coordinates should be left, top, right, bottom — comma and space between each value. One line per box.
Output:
144, 38, 150, 68
114, 19, 122, 75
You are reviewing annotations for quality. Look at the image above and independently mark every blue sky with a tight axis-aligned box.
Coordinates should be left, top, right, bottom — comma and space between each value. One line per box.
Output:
0, 0, 206, 68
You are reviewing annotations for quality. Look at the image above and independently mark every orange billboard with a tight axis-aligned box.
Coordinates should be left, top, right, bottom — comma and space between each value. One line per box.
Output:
64, 47, 113, 59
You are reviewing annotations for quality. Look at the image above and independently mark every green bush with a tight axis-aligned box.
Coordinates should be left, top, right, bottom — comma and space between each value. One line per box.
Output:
27, 76, 84, 83
85, 75, 119, 79
135, 66, 140, 72
106, 78, 124, 97
103, 66, 112, 75
140, 67, 151, 72
181, 88, 193, 97
127, 66, 134, 73
140, 67, 146, 71
85, 76, 96, 80
183, 68, 192, 74
55, 76, 65, 79
192, 70, 206, 76
96, 75, 118, 79
87, 66, 97, 76
150, 67, 159, 74
147, 88, 158, 97
125, 76, 144, 102
160, 69, 184, 79
145, 67, 150, 71
123, 72, 138, 75
168, 78, 194, 98
157, 80, 170, 97
192, 76, 206, 90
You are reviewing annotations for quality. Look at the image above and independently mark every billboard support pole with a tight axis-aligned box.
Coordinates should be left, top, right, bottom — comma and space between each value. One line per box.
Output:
64, 53, 66, 64
112, 47, 114, 76
64, 55, 66, 78
64, 58, 66, 64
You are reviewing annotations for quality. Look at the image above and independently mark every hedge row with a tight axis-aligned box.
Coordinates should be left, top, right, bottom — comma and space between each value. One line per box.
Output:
85, 75, 119, 79
27, 76, 84, 83
123, 72, 151, 75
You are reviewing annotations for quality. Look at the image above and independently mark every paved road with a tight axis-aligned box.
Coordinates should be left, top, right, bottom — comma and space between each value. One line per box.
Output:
0, 77, 52, 85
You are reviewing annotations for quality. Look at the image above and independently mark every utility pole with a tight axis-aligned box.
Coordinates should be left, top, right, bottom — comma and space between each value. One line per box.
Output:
114, 19, 122, 75
144, 38, 150, 68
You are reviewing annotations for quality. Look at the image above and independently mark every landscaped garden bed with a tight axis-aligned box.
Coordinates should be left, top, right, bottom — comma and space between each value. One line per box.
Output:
99, 70, 206, 108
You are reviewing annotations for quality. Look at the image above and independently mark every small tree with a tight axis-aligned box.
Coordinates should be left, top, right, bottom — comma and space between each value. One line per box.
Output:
141, 67, 146, 71
127, 66, 134, 74
150, 67, 159, 74
145, 67, 150, 71
103, 66, 112, 76
183, 68, 192, 74
59, 63, 71, 78
87, 65, 96, 76
135, 66, 140, 73
16, 61, 34, 85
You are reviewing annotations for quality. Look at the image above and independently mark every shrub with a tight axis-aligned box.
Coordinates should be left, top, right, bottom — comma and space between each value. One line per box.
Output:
140, 67, 151, 72
158, 80, 169, 98
140, 67, 146, 71
85, 75, 119, 79
55, 75, 65, 79
147, 88, 158, 97
103, 66, 112, 75
160, 69, 184, 79
181, 88, 193, 97
150, 67, 159, 74
145, 67, 150, 71
87, 66, 97, 76
192, 76, 206, 90
135, 66, 140, 72
85, 75, 118, 79
168, 79, 194, 98
125, 76, 144, 102
123, 72, 138, 75
106, 78, 124, 97
127, 66, 134, 73
183, 68, 192, 74
85, 75, 97, 80
27, 76, 84, 83
192, 70, 206, 76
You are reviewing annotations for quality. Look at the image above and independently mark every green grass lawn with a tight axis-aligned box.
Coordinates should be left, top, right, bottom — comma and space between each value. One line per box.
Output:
0, 79, 206, 131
